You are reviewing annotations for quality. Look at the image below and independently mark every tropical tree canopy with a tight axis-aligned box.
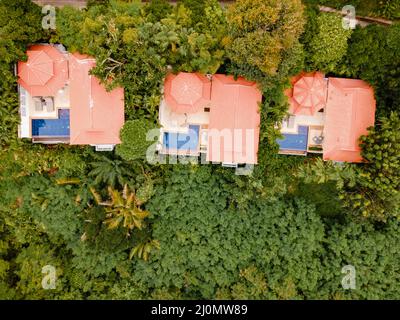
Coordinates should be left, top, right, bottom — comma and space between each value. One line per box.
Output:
0, 0, 399, 301
226, 0, 305, 75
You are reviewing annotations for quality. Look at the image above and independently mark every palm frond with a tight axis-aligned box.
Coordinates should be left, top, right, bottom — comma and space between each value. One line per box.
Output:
90, 187, 103, 204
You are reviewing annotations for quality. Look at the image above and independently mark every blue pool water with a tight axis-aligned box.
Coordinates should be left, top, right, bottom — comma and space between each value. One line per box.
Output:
32, 109, 70, 137
163, 125, 200, 152
277, 125, 309, 151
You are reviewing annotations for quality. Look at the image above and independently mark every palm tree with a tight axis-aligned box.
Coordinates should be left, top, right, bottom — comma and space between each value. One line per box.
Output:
91, 184, 150, 235
88, 155, 133, 188
129, 239, 160, 261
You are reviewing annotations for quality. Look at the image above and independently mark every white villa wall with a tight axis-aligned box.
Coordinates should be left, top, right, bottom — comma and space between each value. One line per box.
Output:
281, 111, 325, 134
18, 86, 31, 138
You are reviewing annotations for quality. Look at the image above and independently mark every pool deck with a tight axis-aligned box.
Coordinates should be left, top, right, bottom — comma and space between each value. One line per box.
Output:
19, 83, 70, 139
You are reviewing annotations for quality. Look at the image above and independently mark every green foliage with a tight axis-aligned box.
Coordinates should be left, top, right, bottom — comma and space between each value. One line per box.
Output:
87, 0, 110, 8
143, 0, 173, 23
301, 5, 399, 116
0, 142, 90, 179
1, 0, 399, 301
317, 218, 400, 299
298, 113, 400, 223
14, 243, 66, 299
55, 1, 227, 121
305, 13, 352, 72
303, 0, 400, 20
26, 177, 85, 243
116, 119, 156, 161
337, 24, 400, 116
156, 1, 228, 74
0, 0, 46, 147
0, 0, 44, 62
317, 113, 400, 222
129, 239, 160, 261
88, 154, 134, 187
69, 242, 126, 277
51, 6, 87, 52
291, 181, 343, 218
226, 0, 305, 76
91, 184, 151, 233
55, 2, 164, 119
176, 0, 208, 24
137, 166, 325, 299
377, 0, 400, 19
355, 112, 400, 221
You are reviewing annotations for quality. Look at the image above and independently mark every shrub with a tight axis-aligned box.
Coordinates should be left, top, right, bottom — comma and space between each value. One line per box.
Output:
306, 12, 352, 72
116, 120, 157, 161
143, 0, 173, 23
377, 0, 400, 19
354, 112, 400, 221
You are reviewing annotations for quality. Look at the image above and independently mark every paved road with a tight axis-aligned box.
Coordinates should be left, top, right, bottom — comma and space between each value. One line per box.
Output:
319, 5, 393, 26
31, 1, 393, 26
32, 0, 87, 8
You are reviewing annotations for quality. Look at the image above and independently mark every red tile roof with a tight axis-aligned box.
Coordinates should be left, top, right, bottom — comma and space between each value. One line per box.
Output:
207, 75, 261, 164
69, 53, 124, 145
323, 78, 376, 163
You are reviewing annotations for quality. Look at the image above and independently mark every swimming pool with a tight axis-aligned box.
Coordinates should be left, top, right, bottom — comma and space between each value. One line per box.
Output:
277, 125, 309, 151
163, 125, 200, 152
32, 109, 70, 137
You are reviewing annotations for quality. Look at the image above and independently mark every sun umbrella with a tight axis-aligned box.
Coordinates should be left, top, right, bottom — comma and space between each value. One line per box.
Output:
164, 72, 211, 114
18, 51, 54, 86
18, 44, 68, 97
291, 72, 327, 115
